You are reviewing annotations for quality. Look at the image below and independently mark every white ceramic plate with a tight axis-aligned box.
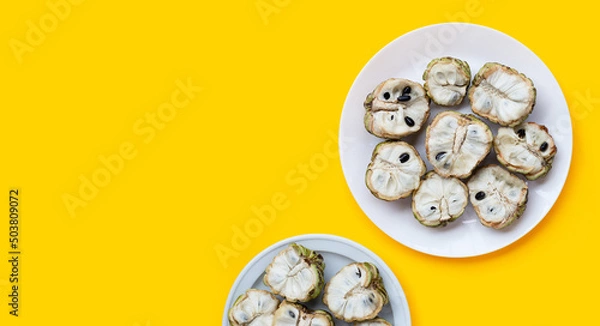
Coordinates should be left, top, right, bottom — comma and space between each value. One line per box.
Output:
339, 23, 572, 258
223, 234, 411, 325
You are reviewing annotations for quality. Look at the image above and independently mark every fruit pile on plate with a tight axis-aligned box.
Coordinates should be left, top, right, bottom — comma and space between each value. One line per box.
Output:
364, 58, 557, 229
228, 243, 392, 325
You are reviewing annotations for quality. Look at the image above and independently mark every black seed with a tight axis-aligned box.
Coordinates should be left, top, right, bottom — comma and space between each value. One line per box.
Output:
430, 206, 436, 211
402, 86, 411, 95
435, 152, 447, 161
383, 92, 390, 100
390, 115, 394, 121
289, 310, 295, 319
368, 297, 374, 303
397, 95, 411, 102
399, 153, 410, 163
540, 142, 548, 152
356, 267, 362, 278
405, 116, 415, 127
517, 129, 526, 139
475, 191, 486, 200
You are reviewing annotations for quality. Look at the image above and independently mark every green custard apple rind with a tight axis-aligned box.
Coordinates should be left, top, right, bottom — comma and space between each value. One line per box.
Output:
468, 62, 536, 127
494, 122, 557, 180
412, 171, 469, 228
323, 262, 389, 322
263, 243, 325, 303
423, 57, 471, 107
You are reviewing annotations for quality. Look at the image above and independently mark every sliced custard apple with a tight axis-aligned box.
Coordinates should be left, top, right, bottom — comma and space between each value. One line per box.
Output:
364, 78, 430, 139
263, 243, 325, 303
366, 141, 426, 201
228, 289, 280, 326
273, 301, 335, 326
323, 262, 389, 323
467, 165, 528, 229
272, 301, 335, 326
423, 57, 471, 106
469, 62, 536, 127
494, 122, 557, 180
412, 171, 468, 227
425, 111, 493, 179
353, 318, 392, 326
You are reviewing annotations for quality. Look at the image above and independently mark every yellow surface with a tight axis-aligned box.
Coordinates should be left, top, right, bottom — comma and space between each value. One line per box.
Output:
0, 0, 598, 325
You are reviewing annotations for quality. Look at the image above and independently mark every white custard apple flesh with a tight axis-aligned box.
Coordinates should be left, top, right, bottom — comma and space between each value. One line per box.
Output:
364, 78, 431, 139
468, 62, 536, 127
263, 243, 325, 303
272, 301, 335, 326
323, 262, 389, 323
423, 57, 471, 106
353, 318, 392, 326
228, 289, 280, 326
494, 122, 557, 180
426, 111, 493, 179
412, 171, 469, 227
366, 141, 426, 201
467, 165, 528, 229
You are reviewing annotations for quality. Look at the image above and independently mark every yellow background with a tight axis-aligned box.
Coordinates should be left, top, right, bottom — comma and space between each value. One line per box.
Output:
1, 0, 598, 325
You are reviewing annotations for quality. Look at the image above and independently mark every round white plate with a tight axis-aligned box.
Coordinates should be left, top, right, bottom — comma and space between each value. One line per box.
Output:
223, 234, 411, 325
339, 23, 572, 258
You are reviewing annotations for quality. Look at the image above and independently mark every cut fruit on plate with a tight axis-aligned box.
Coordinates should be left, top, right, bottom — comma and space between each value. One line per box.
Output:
364, 78, 430, 139
412, 171, 468, 227
222, 234, 411, 326
228, 289, 280, 326
353, 318, 392, 326
323, 262, 389, 322
272, 301, 334, 326
425, 111, 492, 179
423, 57, 471, 107
494, 122, 557, 180
365, 141, 426, 201
467, 164, 528, 230
339, 23, 572, 257
469, 62, 536, 127
263, 243, 325, 303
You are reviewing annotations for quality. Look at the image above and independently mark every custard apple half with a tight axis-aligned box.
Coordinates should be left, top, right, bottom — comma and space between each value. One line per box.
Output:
425, 111, 493, 179
412, 171, 468, 227
272, 301, 334, 326
423, 57, 471, 107
263, 243, 325, 303
228, 289, 280, 326
364, 78, 430, 139
353, 318, 392, 326
366, 140, 426, 201
467, 165, 528, 229
323, 262, 389, 322
494, 122, 557, 180
468, 62, 536, 127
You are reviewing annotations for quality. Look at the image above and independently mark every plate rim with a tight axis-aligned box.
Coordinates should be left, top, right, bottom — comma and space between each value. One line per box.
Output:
222, 233, 412, 325
338, 22, 573, 258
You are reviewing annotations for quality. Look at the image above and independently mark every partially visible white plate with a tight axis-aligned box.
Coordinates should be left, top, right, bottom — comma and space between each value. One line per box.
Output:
339, 23, 573, 258
222, 234, 411, 326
